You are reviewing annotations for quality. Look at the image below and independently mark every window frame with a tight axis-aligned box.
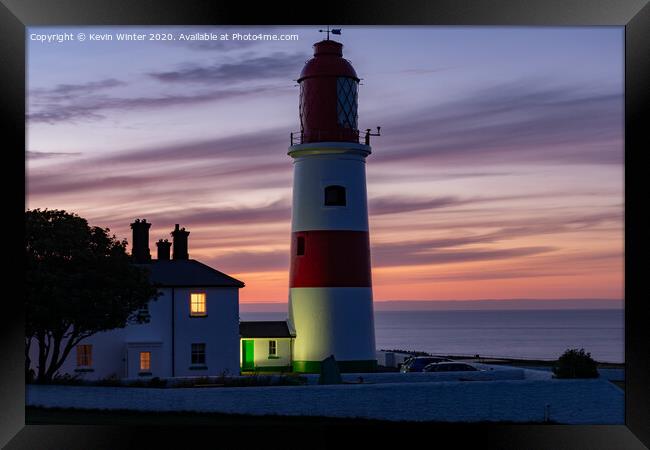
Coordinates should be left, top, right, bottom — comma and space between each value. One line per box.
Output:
268, 340, 277, 356
336, 76, 359, 130
189, 291, 207, 317
76, 344, 92, 367
191, 343, 207, 365
139, 351, 151, 371
324, 185, 347, 207
296, 236, 305, 256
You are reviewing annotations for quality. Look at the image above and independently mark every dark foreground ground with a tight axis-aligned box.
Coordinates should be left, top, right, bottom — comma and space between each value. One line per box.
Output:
26, 406, 555, 426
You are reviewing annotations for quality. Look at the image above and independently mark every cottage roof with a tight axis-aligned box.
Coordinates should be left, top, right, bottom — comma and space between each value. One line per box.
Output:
239, 321, 294, 338
136, 259, 244, 288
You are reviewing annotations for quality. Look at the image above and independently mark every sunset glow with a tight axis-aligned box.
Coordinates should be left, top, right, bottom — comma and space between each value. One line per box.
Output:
26, 26, 624, 304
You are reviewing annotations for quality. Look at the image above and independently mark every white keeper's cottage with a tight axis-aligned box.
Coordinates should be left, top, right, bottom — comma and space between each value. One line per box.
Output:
28, 219, 295, 380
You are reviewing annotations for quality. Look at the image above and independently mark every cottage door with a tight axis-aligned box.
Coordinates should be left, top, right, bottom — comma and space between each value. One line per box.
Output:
242, 340, 255, 371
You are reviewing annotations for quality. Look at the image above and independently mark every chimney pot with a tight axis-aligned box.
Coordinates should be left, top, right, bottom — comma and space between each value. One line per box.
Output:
130, 219, 152, 263
156, 238, 172, 261
171, 224, 190, 260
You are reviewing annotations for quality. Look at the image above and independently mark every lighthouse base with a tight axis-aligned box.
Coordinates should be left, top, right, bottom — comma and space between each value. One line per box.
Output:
292, 359, 377, 374
288, 287, 377, 373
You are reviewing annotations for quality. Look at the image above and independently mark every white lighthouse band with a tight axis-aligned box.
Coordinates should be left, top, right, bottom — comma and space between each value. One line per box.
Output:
289, 141, 371, 233
289, 287, 376, 373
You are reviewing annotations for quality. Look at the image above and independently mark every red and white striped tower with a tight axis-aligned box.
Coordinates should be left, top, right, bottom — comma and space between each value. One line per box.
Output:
288, 37, 377, 373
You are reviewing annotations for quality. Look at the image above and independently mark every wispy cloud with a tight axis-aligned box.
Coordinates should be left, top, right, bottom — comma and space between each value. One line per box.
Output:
206, 250, 289, 274
25, 28, 624, 301
28, 85, 290, 124
373, 80, 623, 167
147, 52, 307, 84
369, 196, 468, 215
398, 67, 458, 75
142, 200, 291, 228
30, 78, 126, 100
94, 129, 288, 164
26, 151, 81, 160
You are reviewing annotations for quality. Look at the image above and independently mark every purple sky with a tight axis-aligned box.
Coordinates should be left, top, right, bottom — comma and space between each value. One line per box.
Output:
26, 26, 624, 305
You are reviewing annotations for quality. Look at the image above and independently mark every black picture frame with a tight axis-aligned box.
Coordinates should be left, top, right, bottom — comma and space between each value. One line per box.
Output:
3, 0, 648, 448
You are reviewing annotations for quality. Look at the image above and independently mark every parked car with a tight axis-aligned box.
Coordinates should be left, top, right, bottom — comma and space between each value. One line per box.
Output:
422, 362, 481, 372
400, 356, 453, 373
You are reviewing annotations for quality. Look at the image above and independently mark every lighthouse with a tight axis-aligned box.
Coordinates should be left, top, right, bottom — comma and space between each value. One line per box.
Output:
287, 36, 378, 373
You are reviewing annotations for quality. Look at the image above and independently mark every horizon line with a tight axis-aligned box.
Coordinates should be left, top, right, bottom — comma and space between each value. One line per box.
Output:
240, 298, 624, 312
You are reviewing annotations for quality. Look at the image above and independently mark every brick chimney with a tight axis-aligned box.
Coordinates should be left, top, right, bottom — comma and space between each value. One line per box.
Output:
171, 224, 190, 260
130, 219, 151, 263
156, 239, 171, 261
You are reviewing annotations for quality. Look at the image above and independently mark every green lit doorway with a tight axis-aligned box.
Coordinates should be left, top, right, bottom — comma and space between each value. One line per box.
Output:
242, 340, 254, 371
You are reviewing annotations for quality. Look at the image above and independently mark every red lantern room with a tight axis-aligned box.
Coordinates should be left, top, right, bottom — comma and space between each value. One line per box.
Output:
296, 39, 360, 144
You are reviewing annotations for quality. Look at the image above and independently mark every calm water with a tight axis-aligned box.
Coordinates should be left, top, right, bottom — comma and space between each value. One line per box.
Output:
241, 309, 624, 363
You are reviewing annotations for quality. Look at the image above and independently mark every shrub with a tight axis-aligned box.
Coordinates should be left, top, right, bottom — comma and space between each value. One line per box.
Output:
380, 349, 431, 357
96, 373, 122, 387
553, 348, 599, 379
49, 373, 84, 385
279, 374, 308, 386
147, 377, 167, 388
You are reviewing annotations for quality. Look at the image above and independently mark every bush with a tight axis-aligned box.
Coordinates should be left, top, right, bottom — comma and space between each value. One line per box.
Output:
96, 373, 122, 387
279, 373, 308, 386
49, 373, 84, 385
553, 348, 599, 379
379, 349, 431, 357
169, 373, 308, 388
146, 377, 167, 388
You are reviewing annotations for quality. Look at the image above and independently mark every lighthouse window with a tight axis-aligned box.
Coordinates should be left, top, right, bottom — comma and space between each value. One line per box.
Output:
296, 236, 305, 256
324, 185, 346, 206
337, 77, 358, 129
299, 83, 306, 132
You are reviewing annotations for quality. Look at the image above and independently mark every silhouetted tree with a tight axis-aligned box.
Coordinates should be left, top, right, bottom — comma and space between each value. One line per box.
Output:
26, 209, 160, 383
553, 348, 599, 379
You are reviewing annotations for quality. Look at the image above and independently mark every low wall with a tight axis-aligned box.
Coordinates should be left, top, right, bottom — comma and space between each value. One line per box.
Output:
26, 378, 625, 424
302, 364, 525, 384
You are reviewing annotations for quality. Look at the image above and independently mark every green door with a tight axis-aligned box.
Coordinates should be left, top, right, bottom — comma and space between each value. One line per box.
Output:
242, 340, 255, 371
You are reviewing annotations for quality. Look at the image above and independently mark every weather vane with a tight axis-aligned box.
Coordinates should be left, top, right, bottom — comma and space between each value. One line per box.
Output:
318, 25, 341, 40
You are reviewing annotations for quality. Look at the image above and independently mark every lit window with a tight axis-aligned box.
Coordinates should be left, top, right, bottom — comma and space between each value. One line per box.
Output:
191, 343, 206, 365
324, 185, 346, 206
296, 236, 305, 256
140, 351, 151, 371
76, 344, 92, 367
190, 292, 207, 316
269, 340, 277, 356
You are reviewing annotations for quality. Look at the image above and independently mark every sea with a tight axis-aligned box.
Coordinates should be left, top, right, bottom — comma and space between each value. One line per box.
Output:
240, 309, 624, 363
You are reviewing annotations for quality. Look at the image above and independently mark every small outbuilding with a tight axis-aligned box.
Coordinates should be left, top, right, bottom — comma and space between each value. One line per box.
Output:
239, 321, 295, 372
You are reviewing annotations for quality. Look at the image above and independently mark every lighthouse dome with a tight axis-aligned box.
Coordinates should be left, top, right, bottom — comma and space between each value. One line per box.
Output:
298, 40, 359, 82
296, 39, 360, 144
